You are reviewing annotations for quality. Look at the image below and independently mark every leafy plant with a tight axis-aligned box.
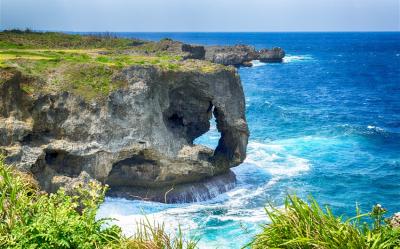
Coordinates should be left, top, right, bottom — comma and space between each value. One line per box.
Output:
249, 195, 400, 249
0, 156, 198, 249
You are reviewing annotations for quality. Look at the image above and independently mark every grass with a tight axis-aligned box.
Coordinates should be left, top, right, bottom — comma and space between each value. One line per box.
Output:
1, 151, 399, 249
0, 49, 222, 100
0, 30, 142, 49
0, 155, 198, 249
250, 195, 400, 249
2, 154, 397, 249
0, 31, 226, 100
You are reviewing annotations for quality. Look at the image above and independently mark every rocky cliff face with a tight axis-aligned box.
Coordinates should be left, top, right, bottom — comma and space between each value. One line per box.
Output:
131, 38, 205, 60
258, 47, 286, 62
0, 63, 249, 203
205, 45, 285, 66
205, 45, 259, 66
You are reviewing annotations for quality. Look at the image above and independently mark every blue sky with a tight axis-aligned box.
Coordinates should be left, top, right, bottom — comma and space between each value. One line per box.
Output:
1, 0, 399, 32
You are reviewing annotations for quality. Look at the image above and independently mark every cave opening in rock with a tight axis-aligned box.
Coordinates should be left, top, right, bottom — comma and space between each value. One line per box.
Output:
106, 154, 161, 188
193, 108, 220, 150
43, 149, 83, 177
167, 113, 184, 129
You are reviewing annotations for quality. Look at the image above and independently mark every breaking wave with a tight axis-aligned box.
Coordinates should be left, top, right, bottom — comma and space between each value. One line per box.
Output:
283, 54, 314, 63
98, 138, 312, 248
251, 60, 267, 67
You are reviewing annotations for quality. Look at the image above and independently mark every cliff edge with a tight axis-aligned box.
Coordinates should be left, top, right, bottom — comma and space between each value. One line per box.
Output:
0, 31, 249, 203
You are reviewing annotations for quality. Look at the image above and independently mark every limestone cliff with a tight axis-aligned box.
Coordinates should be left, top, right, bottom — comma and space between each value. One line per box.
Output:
0, 61, 249, 203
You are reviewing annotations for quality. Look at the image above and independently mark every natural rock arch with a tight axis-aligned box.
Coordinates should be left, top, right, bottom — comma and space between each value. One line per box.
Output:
1, 65, 249, 203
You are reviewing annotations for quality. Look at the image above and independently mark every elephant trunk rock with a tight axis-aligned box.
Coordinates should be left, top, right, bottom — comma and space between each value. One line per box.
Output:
0, 65, 249, 203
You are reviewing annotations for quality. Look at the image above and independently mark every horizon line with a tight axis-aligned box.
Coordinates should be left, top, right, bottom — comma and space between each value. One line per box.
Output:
1, 28, 400, 33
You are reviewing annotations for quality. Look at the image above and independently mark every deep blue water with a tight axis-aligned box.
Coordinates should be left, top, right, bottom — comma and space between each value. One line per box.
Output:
98, 32, 400, 248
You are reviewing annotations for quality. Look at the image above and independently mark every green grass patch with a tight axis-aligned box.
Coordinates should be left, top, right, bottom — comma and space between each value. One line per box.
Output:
0, 30, 143, 49
250, 195, 400, 249
64, 64, 126, 100
0, 31, 227, 99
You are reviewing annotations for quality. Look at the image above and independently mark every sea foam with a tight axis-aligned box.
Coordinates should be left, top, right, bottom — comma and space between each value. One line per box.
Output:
244, 141, 311, 178
283, 54, 313, 63
98, 138, 312, 232
251, 60, 267, 67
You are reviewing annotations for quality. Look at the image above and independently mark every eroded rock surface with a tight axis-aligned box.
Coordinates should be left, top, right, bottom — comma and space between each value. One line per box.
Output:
258, 47, 286, 62
205, 45, 258, 66
0, 64, 249, 203
125, 38, 205, 60
205, 45, 285, 66
156, 39, 205, 60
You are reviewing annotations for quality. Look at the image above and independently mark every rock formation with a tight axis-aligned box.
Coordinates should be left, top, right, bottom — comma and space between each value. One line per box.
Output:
0, 63, 249, 203
204, 45, 258, 66
205, 45, 285, 66
125, 38, 205, 60
153, 39, 206, 60
0, 32, 287, 203
126, 37, 285, 67
258, 47, 286, 62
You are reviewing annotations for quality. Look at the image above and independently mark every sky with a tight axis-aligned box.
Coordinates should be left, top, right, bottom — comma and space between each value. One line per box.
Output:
1, 0, 399, 32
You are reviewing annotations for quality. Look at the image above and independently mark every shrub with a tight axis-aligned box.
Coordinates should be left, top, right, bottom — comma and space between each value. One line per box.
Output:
0, 156, 198, 249
250, 195, 400, 249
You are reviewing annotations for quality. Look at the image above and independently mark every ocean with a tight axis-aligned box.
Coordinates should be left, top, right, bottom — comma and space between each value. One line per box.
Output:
96, 32, 400, 248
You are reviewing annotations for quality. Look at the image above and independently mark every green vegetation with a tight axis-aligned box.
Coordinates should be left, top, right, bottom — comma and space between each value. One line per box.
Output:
0, 31, 223, 100
0, 156, 198, 249
0, 29, 142, 49
1, 151, 399, 249
3, 151, 398, 249
250, 195, 400, 249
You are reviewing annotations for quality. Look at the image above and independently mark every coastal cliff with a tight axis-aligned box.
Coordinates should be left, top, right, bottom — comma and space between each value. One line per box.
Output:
205, 45, 285, 66
0, 31, 249, 203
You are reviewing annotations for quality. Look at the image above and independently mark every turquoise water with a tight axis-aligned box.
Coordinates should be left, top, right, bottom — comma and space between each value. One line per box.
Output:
98, 33, 400, 248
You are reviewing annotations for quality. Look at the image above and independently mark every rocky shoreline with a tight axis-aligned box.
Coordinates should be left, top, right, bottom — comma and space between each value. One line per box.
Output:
108, 170, 237, 203
127, 38, 286, 67
0, 32, 284, 203
205, 45, 285, 66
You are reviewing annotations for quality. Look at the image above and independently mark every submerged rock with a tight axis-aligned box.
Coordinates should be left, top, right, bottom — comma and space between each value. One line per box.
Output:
0, 63, 249, 203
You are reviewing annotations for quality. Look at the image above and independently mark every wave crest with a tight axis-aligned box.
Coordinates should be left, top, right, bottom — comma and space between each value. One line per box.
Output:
251, 60, 267, 67
244, 141, 311, 178
283, 55, 313, 63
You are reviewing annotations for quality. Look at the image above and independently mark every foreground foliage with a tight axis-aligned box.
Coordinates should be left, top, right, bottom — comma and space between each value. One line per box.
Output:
250, 195, 400, 249
0, 156, 197, 249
